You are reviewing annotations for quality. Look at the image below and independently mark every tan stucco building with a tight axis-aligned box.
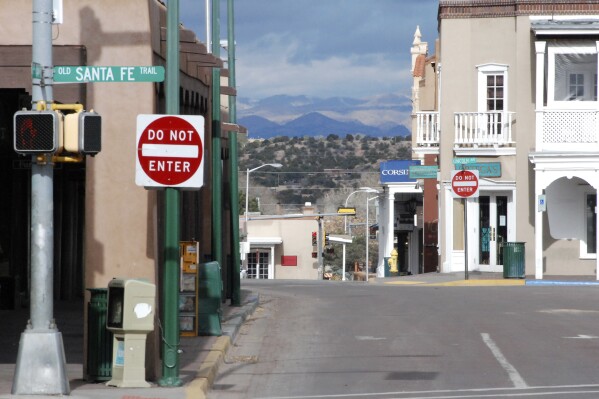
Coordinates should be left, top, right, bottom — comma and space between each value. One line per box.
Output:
412, 0, 599, 278
0, 0, 235, 382
244, 205, 320, 280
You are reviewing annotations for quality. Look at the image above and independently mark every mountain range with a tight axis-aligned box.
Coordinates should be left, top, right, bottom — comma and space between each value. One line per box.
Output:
237, 94, 412, 139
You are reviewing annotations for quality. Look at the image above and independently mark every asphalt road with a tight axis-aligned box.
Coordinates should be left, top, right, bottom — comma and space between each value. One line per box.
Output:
209, 279, 599, 399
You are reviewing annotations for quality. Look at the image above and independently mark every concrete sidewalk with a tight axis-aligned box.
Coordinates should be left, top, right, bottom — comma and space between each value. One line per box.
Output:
0, 290, 259, 399
373, 271, 599, 286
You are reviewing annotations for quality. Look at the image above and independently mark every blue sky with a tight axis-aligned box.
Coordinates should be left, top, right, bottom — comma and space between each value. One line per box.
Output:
180, 1, 439, 100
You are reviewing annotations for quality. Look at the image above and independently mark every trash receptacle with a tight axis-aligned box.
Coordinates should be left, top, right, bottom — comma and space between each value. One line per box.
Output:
197, 261, 223, 336
86, 288, 113, 381
503, 242, 525, 279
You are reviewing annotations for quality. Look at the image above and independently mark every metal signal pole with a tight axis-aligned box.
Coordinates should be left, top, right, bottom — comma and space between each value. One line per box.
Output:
12, 0, 69, 394
159, 0, 183, 387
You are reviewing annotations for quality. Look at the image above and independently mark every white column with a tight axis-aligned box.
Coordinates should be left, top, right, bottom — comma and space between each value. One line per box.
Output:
382, 190, 395, 272
535, 41, 546, 151
269, 245, 275, 279
596, 42, 599, 144
443, 185, 454, 273
535, 173, 544, 280
377, 190, 389, 276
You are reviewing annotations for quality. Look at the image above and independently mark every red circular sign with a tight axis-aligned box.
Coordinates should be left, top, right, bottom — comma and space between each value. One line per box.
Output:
452, 170, 479, 198
138, 116, 203, 186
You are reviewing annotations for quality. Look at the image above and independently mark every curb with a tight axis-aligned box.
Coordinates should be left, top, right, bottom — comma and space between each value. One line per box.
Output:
186, 294, 260, 399
383, 279, 525, 286
526, 280, 599, 286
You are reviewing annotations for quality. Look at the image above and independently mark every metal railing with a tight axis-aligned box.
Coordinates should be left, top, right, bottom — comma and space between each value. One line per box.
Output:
415, 112, 440, 146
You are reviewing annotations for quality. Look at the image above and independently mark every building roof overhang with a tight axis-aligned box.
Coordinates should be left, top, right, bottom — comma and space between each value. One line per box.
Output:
531, 16, 599, 36
248, 236, 283, 246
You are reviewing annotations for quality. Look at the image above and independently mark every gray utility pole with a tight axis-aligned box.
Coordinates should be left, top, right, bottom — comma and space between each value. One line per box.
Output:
12, 0, 70, 395
317, 217, 324, 279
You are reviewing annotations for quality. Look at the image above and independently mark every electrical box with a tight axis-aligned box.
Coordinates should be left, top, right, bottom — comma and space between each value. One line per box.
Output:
107, 279, 155, 333
106, 278, 155, 388
180, 241, 199, 336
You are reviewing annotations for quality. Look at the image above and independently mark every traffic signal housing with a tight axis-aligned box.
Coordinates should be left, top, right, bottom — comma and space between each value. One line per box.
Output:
14, 110, 60, 154
64, 110, 102, 156
312, 232, 317, 246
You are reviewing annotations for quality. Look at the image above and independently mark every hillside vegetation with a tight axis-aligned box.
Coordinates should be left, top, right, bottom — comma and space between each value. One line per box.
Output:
240, 134, 412, 212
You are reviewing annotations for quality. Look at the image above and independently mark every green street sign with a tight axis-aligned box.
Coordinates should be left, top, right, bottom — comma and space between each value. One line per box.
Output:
53, 66, 165, 83
409, 165, 438, 179
456, 162, 501, 177
453, 157, 477, 165
31, 62, 42, 80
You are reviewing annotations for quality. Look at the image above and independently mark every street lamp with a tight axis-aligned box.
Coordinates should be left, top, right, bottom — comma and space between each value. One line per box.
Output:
344, 187, 381, 234
245, 163, 283, 223
344, 190, 364, 234
361, 188, 380, 282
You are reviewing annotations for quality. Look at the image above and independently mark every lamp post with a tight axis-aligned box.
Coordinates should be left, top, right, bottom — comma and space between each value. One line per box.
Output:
364, 190, 380, 282
344, 187, 379, 282
344, 189, 364, 234
245, 163, 283, 223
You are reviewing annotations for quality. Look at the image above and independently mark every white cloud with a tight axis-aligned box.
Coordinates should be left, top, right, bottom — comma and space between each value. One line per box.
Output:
180, 0, 439, 102
237, 37, 413, 99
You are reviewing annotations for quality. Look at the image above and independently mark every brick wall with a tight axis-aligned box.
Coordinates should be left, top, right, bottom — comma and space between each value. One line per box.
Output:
439, 0, 599, 19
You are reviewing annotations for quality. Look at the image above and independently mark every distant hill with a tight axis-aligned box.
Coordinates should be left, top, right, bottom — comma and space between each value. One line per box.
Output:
237, 94, 412, 139
239, 112, 410, 139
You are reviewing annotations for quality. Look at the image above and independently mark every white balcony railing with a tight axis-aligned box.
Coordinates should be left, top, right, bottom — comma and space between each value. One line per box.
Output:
454, 111, 515, 147
538, 109, 599, 151
415, 112, 440, 146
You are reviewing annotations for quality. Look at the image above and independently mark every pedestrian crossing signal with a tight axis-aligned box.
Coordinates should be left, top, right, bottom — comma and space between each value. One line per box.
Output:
13, 110, 59, 154
64, 111, 102, 156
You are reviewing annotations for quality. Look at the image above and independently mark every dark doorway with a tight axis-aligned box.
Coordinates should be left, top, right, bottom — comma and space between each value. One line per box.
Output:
0, 89, 85, 309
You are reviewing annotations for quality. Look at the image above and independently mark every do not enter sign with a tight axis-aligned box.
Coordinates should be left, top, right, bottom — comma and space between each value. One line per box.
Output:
136, 114, 205, 188
451, 169, 479, 198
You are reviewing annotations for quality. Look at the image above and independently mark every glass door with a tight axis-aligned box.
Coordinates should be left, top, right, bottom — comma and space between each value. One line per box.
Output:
247, 250, 270, 279
478, 194, 509, 271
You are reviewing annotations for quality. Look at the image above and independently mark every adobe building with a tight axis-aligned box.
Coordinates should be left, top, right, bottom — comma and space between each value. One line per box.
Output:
0, 0, 236, 382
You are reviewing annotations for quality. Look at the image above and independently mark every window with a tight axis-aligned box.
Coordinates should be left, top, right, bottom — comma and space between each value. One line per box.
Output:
477, 64, 508, 135
478, 64, 508, 112
568, 73, 585, 100
486, 74, 504, 112
583, 194, 597, 257
548, 44, 598, 108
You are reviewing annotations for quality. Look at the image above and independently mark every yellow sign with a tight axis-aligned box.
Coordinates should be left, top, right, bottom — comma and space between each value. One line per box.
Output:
337, 207, 356, 215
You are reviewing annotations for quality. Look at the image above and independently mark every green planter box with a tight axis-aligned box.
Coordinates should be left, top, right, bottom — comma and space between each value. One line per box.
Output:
503, 242, 525, 279
86, 288, 113, 381
198, 262, 223, 336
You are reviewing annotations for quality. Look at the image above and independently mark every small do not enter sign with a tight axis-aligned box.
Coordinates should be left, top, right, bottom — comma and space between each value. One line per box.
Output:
136, 115, 205, 188
451, 169, 479, 198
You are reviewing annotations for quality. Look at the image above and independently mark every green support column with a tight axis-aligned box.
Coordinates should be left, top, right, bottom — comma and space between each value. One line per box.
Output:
212, 0, 223, 271
159, 0, 182, 387
227, 0, 241, 306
